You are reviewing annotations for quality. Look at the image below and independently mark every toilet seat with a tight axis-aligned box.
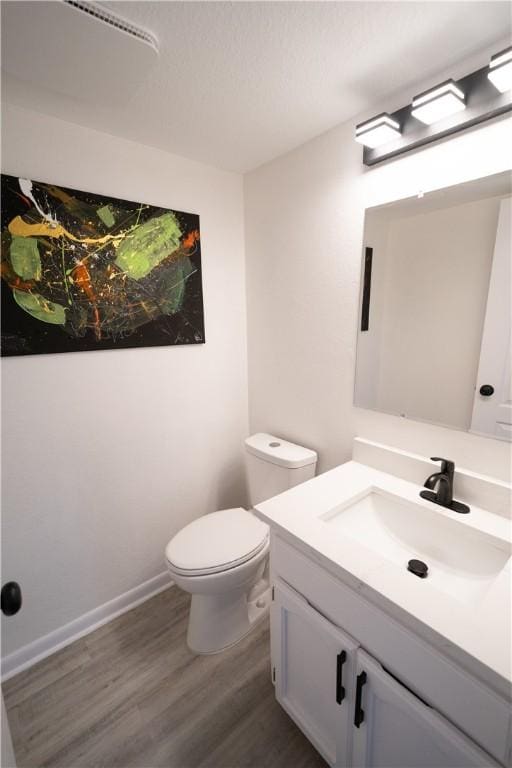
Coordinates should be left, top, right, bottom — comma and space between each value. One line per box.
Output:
165, 508, 269, 577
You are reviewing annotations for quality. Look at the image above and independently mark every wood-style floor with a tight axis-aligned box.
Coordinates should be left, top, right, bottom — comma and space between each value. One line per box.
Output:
3, 587, 327, 768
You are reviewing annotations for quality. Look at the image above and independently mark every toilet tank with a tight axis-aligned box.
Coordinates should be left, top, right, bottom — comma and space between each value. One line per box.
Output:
244, 433, 317, 506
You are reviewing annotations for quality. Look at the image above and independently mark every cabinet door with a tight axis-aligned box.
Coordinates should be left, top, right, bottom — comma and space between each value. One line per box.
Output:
272, 579, 358, 767
352, 650, 499, 768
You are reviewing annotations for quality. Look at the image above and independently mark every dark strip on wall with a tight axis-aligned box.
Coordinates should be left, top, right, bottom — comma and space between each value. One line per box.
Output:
361, 247, 373, 332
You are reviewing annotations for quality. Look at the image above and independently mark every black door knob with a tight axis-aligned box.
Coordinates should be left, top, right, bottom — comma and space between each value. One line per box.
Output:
1, 581, 22, 616
479, 384, 495, 397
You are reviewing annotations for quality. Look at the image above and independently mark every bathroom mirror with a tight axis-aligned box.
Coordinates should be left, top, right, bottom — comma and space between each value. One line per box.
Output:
354, 171, 512, 441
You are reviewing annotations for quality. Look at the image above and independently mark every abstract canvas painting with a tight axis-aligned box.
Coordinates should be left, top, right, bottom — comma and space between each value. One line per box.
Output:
1, 174, 205, 356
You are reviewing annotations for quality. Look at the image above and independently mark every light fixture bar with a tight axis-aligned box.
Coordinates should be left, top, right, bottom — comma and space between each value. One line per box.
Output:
356, 58, 512, 166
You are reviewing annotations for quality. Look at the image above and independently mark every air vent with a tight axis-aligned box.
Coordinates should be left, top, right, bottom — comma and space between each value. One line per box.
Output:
2, 0, 159, 105
63, 0, 159, 53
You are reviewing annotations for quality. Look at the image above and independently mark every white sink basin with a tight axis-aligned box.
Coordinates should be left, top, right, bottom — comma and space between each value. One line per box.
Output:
321, 488, 511, 606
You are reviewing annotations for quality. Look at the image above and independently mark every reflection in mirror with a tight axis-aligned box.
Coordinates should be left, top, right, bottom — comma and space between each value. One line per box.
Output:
355, 171, 512, 441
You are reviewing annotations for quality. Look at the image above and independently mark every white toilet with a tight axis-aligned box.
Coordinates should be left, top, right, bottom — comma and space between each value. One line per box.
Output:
165, 433, 317, 654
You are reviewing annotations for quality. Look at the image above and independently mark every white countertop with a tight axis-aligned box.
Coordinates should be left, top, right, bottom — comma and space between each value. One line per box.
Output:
255, 460, 512, 695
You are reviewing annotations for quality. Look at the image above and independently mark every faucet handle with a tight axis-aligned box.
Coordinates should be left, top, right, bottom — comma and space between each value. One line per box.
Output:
430, 457, 454, 475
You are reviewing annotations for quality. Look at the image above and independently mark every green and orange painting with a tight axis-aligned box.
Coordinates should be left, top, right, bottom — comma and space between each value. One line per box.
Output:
1, 174, 204, 356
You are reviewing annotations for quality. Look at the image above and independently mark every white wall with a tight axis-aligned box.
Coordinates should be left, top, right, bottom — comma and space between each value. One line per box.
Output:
245, 115, 512, 482
357, 196, 499, 431
1, 104, 248, 656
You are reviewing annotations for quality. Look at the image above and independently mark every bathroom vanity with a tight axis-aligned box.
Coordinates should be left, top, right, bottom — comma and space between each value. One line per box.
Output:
254, 440, 512, 768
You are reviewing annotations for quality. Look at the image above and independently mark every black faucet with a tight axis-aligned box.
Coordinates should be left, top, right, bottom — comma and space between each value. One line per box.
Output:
420, 457, 470, 514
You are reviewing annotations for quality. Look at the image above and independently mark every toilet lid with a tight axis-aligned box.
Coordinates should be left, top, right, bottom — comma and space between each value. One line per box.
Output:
165, 508, 269, 575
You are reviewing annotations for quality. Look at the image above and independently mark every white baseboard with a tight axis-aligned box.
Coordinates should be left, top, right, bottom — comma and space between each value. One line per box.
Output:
1, 571, 174, 682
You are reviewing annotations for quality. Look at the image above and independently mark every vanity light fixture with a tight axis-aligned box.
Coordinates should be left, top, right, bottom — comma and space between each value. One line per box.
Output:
357, 58, 512, 166
411, 80, 465, 125
488, 47, 512, 93
355, 113, 401, 148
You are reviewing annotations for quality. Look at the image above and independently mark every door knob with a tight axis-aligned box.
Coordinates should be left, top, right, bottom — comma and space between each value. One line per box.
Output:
479, 384, 494, 397
1, 581, 22, 616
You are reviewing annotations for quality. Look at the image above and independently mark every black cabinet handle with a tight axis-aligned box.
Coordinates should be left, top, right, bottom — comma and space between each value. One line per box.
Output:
354, 670, 367, 727
479, 384, 494, 397
336, 650, 347, 704
1, 581, 22, 616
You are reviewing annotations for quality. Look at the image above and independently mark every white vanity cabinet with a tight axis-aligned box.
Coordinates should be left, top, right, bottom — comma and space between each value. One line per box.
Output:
352, 650, 497, 768
269, 537, 510, 768
272, 580, 358, 766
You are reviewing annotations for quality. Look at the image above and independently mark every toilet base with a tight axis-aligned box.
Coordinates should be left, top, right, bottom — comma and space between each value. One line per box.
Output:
187, 581, 271, 654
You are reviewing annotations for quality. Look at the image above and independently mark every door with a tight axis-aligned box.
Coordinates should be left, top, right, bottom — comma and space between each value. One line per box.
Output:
471, 197, 512, 440
1, 692, 17, 768
1, 581, 21, 768
272, 579, 358, 767
351, 650, 498, 768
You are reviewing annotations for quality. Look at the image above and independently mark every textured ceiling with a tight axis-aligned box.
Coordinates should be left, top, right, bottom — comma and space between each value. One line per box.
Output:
1, 1, 511, 172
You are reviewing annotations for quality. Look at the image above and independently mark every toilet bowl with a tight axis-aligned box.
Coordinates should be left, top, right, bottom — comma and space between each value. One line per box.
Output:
165, 508, 270, 653
165, 433, 317, 654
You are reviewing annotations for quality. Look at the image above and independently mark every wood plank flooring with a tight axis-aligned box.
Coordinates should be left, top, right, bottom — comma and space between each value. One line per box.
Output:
3, 587, 327, 768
